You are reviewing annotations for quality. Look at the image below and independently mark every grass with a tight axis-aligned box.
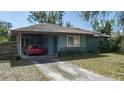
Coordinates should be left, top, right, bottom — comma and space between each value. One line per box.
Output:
0, 59, 48, 81
59, 53, 124, 80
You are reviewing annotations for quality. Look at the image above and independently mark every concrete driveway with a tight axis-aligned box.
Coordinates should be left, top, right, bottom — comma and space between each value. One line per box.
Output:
31, 58, 113, 81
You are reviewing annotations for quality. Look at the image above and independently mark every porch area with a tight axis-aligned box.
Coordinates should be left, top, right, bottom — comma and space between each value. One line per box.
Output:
18, 33, 58, 57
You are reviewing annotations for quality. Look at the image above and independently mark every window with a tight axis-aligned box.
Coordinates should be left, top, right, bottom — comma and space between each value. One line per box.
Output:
68, 36, 74, 46
67, 35, 80, 47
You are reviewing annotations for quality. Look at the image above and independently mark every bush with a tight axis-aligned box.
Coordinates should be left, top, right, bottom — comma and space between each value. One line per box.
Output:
98, 36, 121, 53
119, 36, 124, 53
87, 50, 96, 53
0, 35, 10, 43
58, 49, 82, 57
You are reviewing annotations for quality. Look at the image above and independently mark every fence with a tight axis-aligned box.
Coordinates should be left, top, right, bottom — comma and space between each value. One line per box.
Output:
0, 41, 18, 60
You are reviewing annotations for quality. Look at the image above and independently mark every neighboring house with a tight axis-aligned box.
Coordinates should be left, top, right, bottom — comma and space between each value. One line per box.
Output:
10, 23, 110, 57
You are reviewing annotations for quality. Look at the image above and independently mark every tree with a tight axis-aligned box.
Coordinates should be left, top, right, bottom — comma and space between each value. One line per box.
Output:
91, 19, 113, 35
58, 11, 65, 26
79, 11, 124, 52
27, 11, 66, 26
65, 22, 73, 27
0, 20, 12, 42
101, 20, 113, 35
27, 11, 59, 24
96, 21, 120, 52
28, 11, 65, 25
118, 12, 124, 35
47, 11, 59, 24
27, 11, 47, 23
79, 11, 124, 34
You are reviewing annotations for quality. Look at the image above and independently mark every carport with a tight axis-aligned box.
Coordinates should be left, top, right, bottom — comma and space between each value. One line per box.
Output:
19, 33, 58, 57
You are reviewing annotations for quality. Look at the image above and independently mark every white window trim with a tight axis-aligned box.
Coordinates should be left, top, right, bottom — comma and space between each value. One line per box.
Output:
67, 35, 80, 47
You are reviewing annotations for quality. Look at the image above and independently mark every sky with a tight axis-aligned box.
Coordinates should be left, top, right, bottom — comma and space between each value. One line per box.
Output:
0, 11, 92, 30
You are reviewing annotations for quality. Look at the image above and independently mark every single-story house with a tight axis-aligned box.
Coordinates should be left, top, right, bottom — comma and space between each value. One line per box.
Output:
10, 23, 110, 57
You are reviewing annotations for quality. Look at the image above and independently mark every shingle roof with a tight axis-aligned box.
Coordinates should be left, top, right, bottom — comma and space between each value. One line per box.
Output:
11, 23, 110, 37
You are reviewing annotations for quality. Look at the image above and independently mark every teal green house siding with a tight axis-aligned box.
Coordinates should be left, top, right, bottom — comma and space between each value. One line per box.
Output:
80, 35, 86, 47
57, 34, 67, 52
57, 34, 87, 53
48, 36, 54, 55
86, 36, 98, 52
57, 34, 99, 53
80, 35, 87, 52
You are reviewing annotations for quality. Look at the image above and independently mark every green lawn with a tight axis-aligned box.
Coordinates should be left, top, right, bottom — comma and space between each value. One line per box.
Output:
0, 59, 48, 81
59, 53, 124, 80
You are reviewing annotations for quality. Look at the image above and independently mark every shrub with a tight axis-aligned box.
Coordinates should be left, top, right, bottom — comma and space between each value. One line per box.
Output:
98, 36, 121, 53
87, 50, 96, 53
58, 49, 82, 57
119, 36, 124, 53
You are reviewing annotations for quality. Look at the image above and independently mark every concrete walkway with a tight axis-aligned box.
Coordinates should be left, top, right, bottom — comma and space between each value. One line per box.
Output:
31, 59, 113, 81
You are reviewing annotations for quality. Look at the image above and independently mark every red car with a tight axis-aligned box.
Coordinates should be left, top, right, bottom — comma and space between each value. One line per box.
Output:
24, 45, 44, 56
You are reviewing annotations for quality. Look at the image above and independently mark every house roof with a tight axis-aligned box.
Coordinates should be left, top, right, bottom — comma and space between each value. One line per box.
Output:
93, 32, 111, 38
11, 23, 110, 38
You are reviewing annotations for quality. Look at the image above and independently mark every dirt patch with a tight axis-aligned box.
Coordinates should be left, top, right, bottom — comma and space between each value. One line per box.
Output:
0, 59, 48, 81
